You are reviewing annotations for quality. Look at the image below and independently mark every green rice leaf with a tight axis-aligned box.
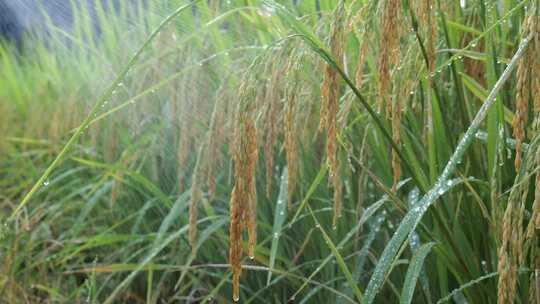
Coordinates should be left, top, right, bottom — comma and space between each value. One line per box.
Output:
400, 242, 436, 304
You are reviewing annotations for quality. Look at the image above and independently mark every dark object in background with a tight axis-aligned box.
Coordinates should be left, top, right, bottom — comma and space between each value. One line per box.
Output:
0, 1, 23, 46
0, 0, 122, 47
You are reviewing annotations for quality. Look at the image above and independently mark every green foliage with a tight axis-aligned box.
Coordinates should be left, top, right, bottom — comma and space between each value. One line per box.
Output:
1, 0, 539, 303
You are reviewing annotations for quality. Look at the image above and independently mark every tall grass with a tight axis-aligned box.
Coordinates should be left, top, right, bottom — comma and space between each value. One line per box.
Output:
1, 0, 540, 303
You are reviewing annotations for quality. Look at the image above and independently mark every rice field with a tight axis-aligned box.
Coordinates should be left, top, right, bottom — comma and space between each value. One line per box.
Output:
1, 0, 540, 303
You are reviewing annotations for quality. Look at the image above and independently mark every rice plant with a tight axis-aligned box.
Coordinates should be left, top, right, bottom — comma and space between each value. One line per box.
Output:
1, 0, 540, 303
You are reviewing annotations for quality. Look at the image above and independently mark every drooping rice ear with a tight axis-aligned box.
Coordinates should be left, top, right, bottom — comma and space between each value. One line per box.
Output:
528, 19, 540, 246
533, 19, 540, 117
391, 97, 402, 191
526, 149, 540, 243
378, 0, 401, 115
512, 59, 530, 170
177, 96, 192, 193
188, 146, 204, 256
245, 117, 258, 258
110, 173, 121, 206
50, 108, 61, 141
513, 16, 533, 170
206, 86, 228, 202
355, 34, 369, 88
378, 0, 404, 191
497, 163, 533, 303
319, 1, 345, 226
264, 61, 283, 198
229, 78, 259, 301
284, 79, 298, 209
498, 199, 517, 304
228, 184, 242, 302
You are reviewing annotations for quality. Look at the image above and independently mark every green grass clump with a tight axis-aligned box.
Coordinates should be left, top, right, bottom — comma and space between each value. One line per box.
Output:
1, 0, 540, 303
